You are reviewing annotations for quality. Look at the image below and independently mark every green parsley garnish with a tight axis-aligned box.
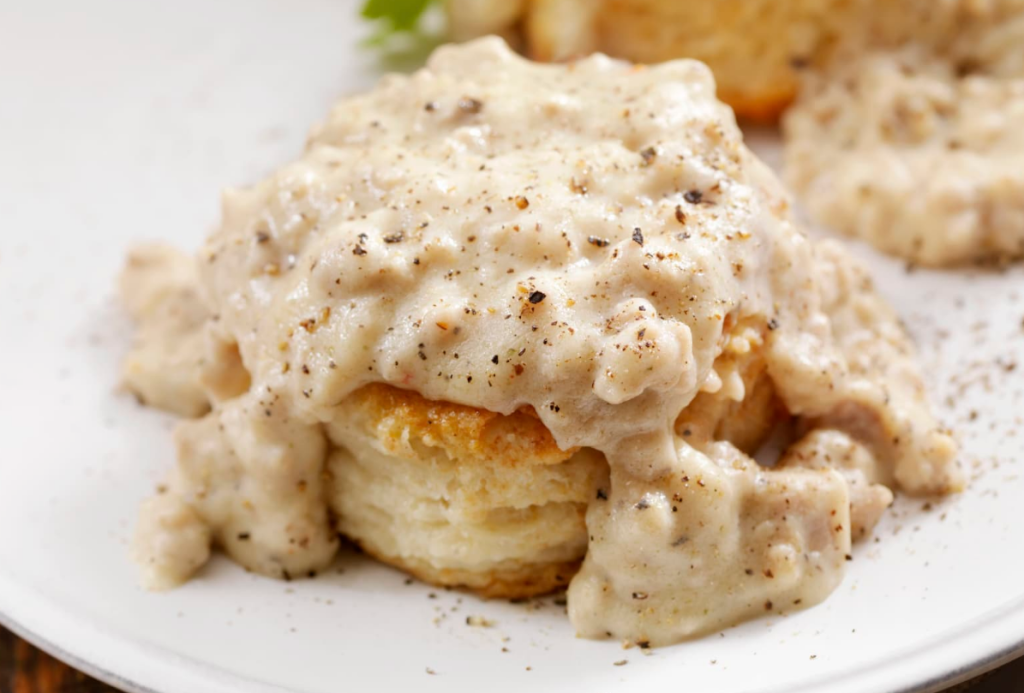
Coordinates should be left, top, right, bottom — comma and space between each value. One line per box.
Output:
361, 0, 439, 39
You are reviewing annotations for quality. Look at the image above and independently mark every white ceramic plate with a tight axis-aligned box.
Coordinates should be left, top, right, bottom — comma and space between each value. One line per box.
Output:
2, 1, 1023, 691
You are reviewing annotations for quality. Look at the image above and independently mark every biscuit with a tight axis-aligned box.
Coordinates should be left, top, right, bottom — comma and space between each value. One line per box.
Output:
325, 384, 608, 598
127, 41, 963, 642
450, 0, 858, 121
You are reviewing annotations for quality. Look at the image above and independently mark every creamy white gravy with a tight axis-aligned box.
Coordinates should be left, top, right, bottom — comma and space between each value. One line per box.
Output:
129, 38, 962, 645
784, 0, 1024, 265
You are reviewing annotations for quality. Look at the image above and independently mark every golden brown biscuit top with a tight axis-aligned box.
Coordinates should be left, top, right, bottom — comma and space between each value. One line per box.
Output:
343, 383, 576, 468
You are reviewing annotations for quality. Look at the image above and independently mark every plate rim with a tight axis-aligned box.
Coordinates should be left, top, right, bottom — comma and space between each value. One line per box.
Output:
0, 612, 154, 693
2, 562, 1023, 693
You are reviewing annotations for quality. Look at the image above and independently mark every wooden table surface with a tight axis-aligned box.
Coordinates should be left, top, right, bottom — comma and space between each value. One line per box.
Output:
2, 625, 1022, 692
